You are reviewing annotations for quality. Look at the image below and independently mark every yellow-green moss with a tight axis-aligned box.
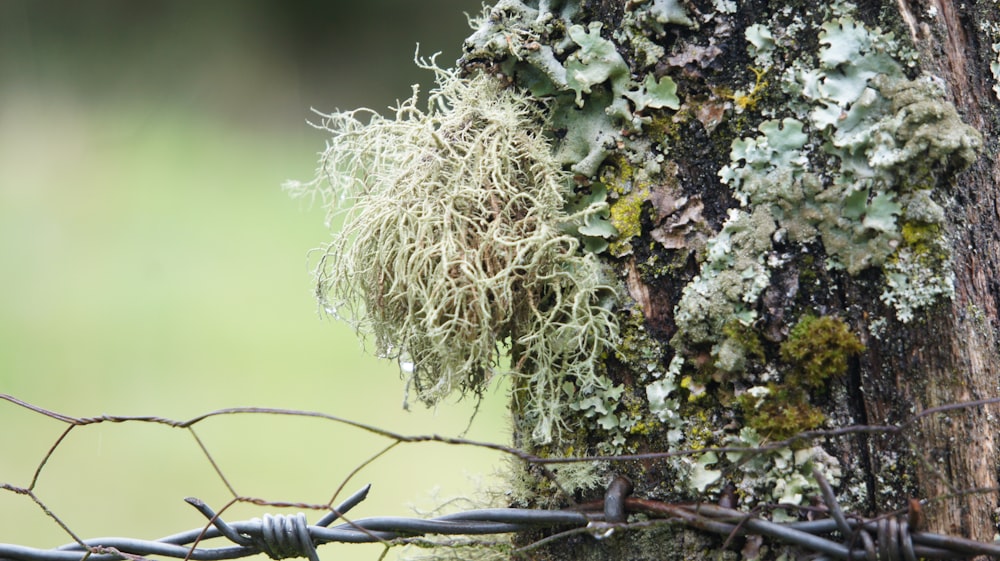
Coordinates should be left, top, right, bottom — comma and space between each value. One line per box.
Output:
900, 221, 943, 256
683, 409, 717, 450
780, 314, 864, 388
736, 315, 863, 440
680, 375, 708, 402
738, 386, 826, 442
722, 320, 766, 362
628, 419, 659, 436
604, 156, 655, 258
609, 183, 651, 256
797, 254, 818, 285
644, 112, 683, 146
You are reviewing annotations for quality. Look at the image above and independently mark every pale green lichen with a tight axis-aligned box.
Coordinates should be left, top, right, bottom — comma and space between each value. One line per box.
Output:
645, 355, 733, 493
559, 182, 617, 253
614, 1, 695, 71
711, 0, 737, 15
625, 73, 681, 112
745, 24, 776, 67
567, 376, 625, 431
706, 9, 981, 336
881, 246, 954, 322
550, 88, 621, 176
660, 2, 981, 504
645, 355, 684, 443
644, 0, 694, 31
725, 428, 843, 517
880, 216, 954, 322
565, 22, 629, 107
464, 1, 685, 177
288, 64, 619, 444
502, 453, 606, 508
671, 206, 775, 369
687, 451, 722, 492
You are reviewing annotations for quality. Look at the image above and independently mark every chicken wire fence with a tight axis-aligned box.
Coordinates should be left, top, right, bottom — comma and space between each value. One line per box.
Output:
3, 393, 1000, 561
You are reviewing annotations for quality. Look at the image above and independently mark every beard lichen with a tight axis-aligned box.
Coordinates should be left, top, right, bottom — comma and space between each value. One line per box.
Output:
287, 63, 619, 444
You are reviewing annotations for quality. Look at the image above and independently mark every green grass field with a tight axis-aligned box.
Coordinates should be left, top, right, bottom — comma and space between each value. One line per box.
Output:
0, 5, 507, 559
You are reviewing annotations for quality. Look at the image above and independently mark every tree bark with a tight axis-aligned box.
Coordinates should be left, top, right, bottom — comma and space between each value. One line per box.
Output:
458, 0, 1000, 558
871, 0, 1000, 539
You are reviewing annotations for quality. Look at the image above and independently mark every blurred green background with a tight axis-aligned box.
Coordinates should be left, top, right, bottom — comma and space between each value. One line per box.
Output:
0, 2, 509, 559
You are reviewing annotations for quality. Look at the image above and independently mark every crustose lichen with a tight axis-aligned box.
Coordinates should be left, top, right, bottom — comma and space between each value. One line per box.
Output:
287, 62, 619, 444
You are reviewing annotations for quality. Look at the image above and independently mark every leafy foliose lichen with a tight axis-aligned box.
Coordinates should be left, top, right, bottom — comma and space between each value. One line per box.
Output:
660, 3, 982, 500
710, 9, 982, 330
726, 427, 843, 516
463, 0, 685, 177
671, 206, 775, 367
287, 64, 619, 444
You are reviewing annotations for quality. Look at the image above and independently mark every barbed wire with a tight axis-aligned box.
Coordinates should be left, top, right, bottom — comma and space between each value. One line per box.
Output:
3, 394, 1000, 561
4, 470, 1000, 561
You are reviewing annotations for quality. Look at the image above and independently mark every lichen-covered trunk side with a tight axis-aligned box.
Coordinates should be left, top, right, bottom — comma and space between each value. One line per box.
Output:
457, 0, 1000, 556
854, 0, 1000, 541
293, 0, 1000, 556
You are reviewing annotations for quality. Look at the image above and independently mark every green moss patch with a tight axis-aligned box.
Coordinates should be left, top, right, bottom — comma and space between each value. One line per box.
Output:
780, 314, 864, 387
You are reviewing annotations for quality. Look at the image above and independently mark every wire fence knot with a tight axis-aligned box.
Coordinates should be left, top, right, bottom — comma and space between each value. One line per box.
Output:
253, 513, 318, 561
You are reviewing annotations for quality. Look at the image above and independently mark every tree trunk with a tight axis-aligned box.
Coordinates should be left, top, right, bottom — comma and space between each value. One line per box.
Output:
456, 0, 1000, 558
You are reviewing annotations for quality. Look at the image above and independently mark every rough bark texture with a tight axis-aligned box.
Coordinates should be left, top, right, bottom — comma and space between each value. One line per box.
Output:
457, 0, 1000, 558
853, 0, 1000, 540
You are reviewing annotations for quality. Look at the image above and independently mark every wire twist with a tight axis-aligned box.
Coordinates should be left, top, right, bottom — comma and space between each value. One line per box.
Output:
254, 514, 317, 561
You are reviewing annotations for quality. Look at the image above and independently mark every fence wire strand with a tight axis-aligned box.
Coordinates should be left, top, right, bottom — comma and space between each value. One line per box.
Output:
3, 394, 1000, 561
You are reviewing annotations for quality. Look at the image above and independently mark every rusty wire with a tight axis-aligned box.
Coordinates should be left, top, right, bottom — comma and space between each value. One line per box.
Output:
4, 394, 1000, 561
